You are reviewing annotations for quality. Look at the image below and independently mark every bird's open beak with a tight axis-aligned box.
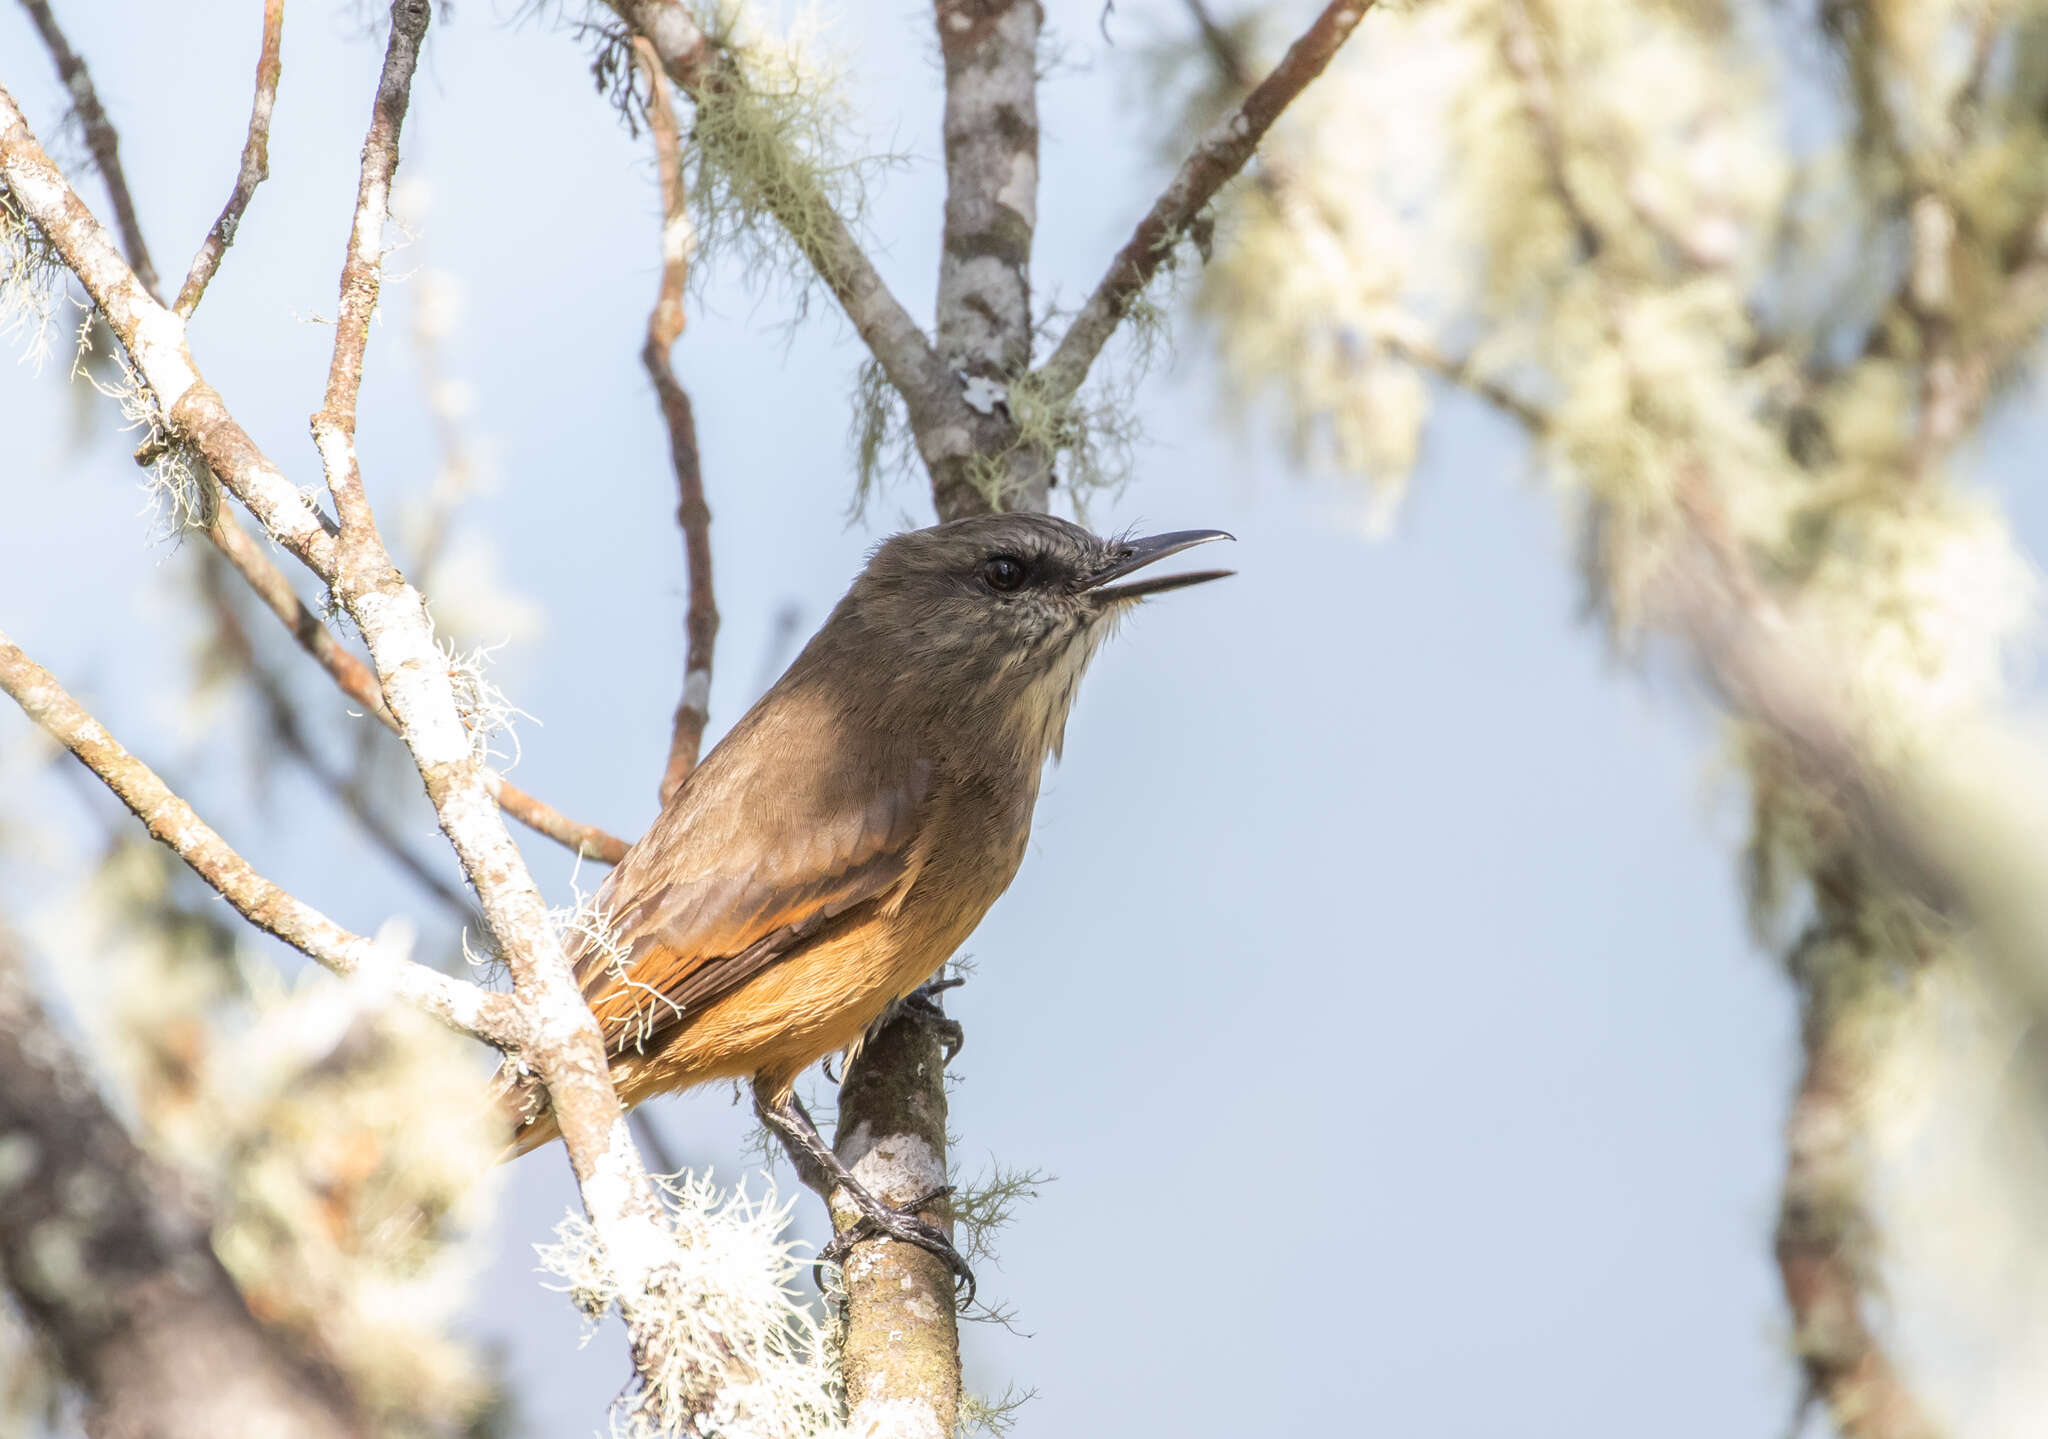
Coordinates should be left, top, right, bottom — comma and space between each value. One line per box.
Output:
1083, 529, 1236, 603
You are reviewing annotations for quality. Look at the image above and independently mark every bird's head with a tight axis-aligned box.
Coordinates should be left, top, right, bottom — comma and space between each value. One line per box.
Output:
824, 513, 1233, 758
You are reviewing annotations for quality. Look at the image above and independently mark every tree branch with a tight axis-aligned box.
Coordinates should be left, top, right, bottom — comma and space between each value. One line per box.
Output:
931, 0, 1044, 515
0, 80, 628, 864
210, 504, 627, 860
633, 43, 720, 808
174, 0, 284, 316
197, 549, 478, 921
0, 923, 366, 1439
603, 0, 984, 489
1033, 0, 1374, 407
1, 86, 340, 576
295, 1, 688, 1404
16, 0, 159, 297
0, 626, 518, 1045
1776, 1007, 1941, 1439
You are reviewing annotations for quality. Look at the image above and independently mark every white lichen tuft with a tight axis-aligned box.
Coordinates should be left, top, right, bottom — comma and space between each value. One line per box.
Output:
551, 885, 684, 1053
69, 328, 211, 539
439, 638, 532, 769
0, 183, 65, 371
535, 1171, 850, 1439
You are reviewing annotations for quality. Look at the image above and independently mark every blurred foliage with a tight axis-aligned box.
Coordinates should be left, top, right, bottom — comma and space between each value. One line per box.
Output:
1169, 0, 2048, 1427
22, 837, 507, 1438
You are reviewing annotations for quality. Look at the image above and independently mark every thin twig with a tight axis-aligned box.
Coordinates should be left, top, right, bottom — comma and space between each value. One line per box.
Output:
16, 0, 159, 298
1379, 333, 1548, 434
0, 627, 517, 1045
603, 0, 981, 485
1497, 0, 1601, 261
209, 509, 624, 860
633, 42, 720, 807
1178, 2, 1547, 439
1181, 0, 1254, 90
1033, 0, 1374, 407
175, 0, 284, 316
311, 0, 424, 516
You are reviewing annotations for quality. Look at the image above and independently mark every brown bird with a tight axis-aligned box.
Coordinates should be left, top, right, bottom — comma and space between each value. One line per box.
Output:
506, 513, 1230, 1287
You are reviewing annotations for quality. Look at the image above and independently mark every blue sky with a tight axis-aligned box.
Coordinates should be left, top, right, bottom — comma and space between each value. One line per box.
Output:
0, 1, 1965, 1433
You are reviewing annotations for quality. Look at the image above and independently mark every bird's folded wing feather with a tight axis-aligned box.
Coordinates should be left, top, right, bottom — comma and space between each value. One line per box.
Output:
574, 725, 934, 1055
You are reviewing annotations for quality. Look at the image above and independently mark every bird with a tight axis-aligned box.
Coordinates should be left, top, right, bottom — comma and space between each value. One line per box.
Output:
504, 512, 1231, 1290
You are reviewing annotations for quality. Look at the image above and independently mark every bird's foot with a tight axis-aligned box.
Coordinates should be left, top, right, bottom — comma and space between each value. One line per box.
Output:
755, 1088, 976, 1308
817, 1183, 975, 1307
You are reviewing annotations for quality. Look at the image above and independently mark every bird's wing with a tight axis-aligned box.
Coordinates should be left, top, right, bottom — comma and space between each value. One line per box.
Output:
574, 725, 934, 1057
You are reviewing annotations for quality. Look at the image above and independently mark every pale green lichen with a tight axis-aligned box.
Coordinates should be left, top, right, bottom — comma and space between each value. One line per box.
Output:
640, 0, 893, 309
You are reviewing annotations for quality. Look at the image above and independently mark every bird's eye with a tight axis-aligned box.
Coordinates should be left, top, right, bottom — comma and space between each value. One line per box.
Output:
981, 556, 1027, 592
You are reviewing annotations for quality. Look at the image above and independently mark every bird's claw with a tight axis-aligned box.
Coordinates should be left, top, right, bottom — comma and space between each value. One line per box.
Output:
813, 1184, 976, 1308
898, 979, 965, 1063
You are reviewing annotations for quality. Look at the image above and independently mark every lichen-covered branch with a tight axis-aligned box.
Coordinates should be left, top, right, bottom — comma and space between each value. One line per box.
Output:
1033, 0, 1373, 408
604, 0, 984, 487
197, 550, 477, 919
0, 924, 366, 1439
0, 86, 340, 575
1776, 1004, 1942, 1439
0, 627, 518, 1045
207, 503, 627, 860
0, 81, 628, 864
174, 0, 284, 316
16, 0, 159, 298
297, 2, 690, 1410
633, 42, 720, 807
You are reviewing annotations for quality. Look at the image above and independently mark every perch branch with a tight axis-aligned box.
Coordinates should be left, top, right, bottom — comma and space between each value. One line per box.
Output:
831, 1004, 964, 1437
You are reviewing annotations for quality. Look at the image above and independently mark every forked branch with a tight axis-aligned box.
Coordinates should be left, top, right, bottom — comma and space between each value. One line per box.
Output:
1034, 0, 1374, 406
